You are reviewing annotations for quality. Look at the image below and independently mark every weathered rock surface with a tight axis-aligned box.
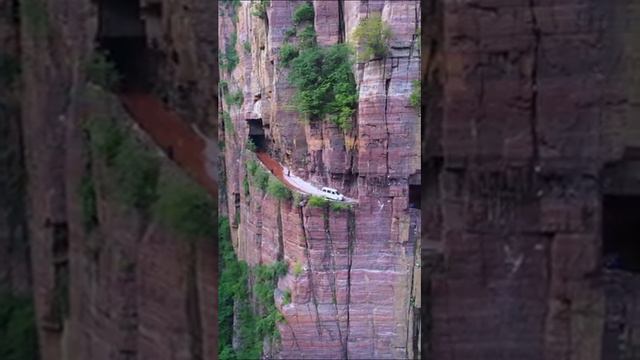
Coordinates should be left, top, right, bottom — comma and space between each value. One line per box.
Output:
220, 1, 420, 358
15, 0, 217, 359
424, 1, 640, 359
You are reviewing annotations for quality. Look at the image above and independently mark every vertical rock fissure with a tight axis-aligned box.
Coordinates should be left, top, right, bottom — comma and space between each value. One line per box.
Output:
344, 210, 356, 359
187, 241, 203, 360
298, 206, 323, 336
276, 201, 284, 261
323, 207, 346, 357
338, 0, 345, 44
405, 219, 418, 358
527, 0, 540, 167
384, 72, 391, 179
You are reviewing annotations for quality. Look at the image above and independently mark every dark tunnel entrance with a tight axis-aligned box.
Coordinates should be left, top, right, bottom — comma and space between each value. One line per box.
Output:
602, 195, 640, 272
247, 118, 267, 152
95, 0, 156, 92
409, 185, 421, 209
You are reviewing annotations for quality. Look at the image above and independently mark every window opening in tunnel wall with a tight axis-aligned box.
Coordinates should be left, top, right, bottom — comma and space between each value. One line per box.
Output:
96, 0, 157, 92
602, 195, 640, 272
409, 185, 421, 209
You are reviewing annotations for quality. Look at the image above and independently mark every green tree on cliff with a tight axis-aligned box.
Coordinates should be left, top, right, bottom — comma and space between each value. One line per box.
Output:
352, 13, 393, 62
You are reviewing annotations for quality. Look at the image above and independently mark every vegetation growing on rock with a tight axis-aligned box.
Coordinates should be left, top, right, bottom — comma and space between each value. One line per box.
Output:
251, 0, 269, 19
352, 13, 392, 62
219, 217, 287, 360
410, 80, 421, 113
267, 176, 292, 200
153, 170, 215, 239
287, 43, 357, 131
86, 51, 121, 91
0, 293, 38, 360
220, 33, 239, 73
292, 2, 314, 25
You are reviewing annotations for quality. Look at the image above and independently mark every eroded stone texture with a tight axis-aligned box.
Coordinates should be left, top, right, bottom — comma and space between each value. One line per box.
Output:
19, 0, 217, 359
221, 1, 421, 358
426, 1, 640, 359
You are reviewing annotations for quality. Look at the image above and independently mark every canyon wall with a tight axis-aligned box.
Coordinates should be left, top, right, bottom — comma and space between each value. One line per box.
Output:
15, 0, 217, 359
424, 1, 640, 359
220, 1, 421, 358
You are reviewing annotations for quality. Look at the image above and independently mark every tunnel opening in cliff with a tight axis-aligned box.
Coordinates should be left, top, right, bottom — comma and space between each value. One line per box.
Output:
96, 0, 157, 92
602, 195, 640, 272
247, 119, 267, 152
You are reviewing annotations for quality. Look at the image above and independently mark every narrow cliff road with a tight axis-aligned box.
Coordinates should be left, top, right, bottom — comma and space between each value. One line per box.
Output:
119, 92, 217, 198
256, 151, 356, 203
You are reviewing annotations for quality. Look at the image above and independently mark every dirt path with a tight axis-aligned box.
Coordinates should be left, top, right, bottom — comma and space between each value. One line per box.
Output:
120, 92, 217, 198
256, 151, 356, 203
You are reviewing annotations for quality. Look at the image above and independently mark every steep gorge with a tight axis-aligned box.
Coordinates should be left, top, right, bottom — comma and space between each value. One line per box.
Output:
219, 1, 421, 358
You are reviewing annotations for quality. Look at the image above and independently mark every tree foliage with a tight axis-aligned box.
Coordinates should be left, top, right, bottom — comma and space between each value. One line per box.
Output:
288, 44, 357, 131
292, 2, 314, 25
352, 13, 392, 62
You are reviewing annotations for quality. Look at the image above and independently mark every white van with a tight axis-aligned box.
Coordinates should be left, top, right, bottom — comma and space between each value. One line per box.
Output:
321, 187, 344, 201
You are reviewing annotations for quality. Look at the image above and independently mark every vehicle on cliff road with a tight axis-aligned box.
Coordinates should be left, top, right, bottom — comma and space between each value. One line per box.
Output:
321, 187, 345, 201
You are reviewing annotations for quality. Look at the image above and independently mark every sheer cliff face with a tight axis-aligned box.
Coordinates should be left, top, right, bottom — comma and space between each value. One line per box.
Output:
0, 0, 31, 296
17, 0, 216, 359
220, 1, 421, 358
425, 1, 640, 359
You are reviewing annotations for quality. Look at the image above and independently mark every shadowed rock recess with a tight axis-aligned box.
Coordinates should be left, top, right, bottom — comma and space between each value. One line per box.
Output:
218, 1, 421, 359
1, 0, 218, 358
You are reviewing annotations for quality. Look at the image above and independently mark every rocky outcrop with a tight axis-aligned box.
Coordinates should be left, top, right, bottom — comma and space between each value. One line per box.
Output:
424, 1, 640, 359
220, 1, 420, 358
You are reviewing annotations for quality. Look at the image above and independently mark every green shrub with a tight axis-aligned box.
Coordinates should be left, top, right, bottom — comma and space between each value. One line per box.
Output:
284, 27, 296, 40
246, 160, 258, 177
253, 167, 269, 192
113, 137, 160, 210
288, 44, 357, 131
298, 25, 316, 49
0, 293, 38, 360
410, 79, 421, 112
292, 2, 314, 25
218, 217, 256, 359
221, 33, 239, 73
267, 176, 291, 200
292, 261, 303, 276
243, 175, 250, 196
308, 195, 328, 208
222, 112, 234, 134
0, 53, 20, 87
225, 90, 244, 107
246, 138, 257, 152
279, 43, 299, 67
85, 117, 159, 211
85, 117, 125, 165
352, 13, 392, 62
292, 192, 302, 206
21, 0, 48, 37
243, 40, 251, 53
154, 171, 214, 238
251, 0, 269, 18
330, 201, 351, 212
86, 51, 121, 91
80, 174, 98, 233
282, 289, 291, 305
219, 80, 229, 93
